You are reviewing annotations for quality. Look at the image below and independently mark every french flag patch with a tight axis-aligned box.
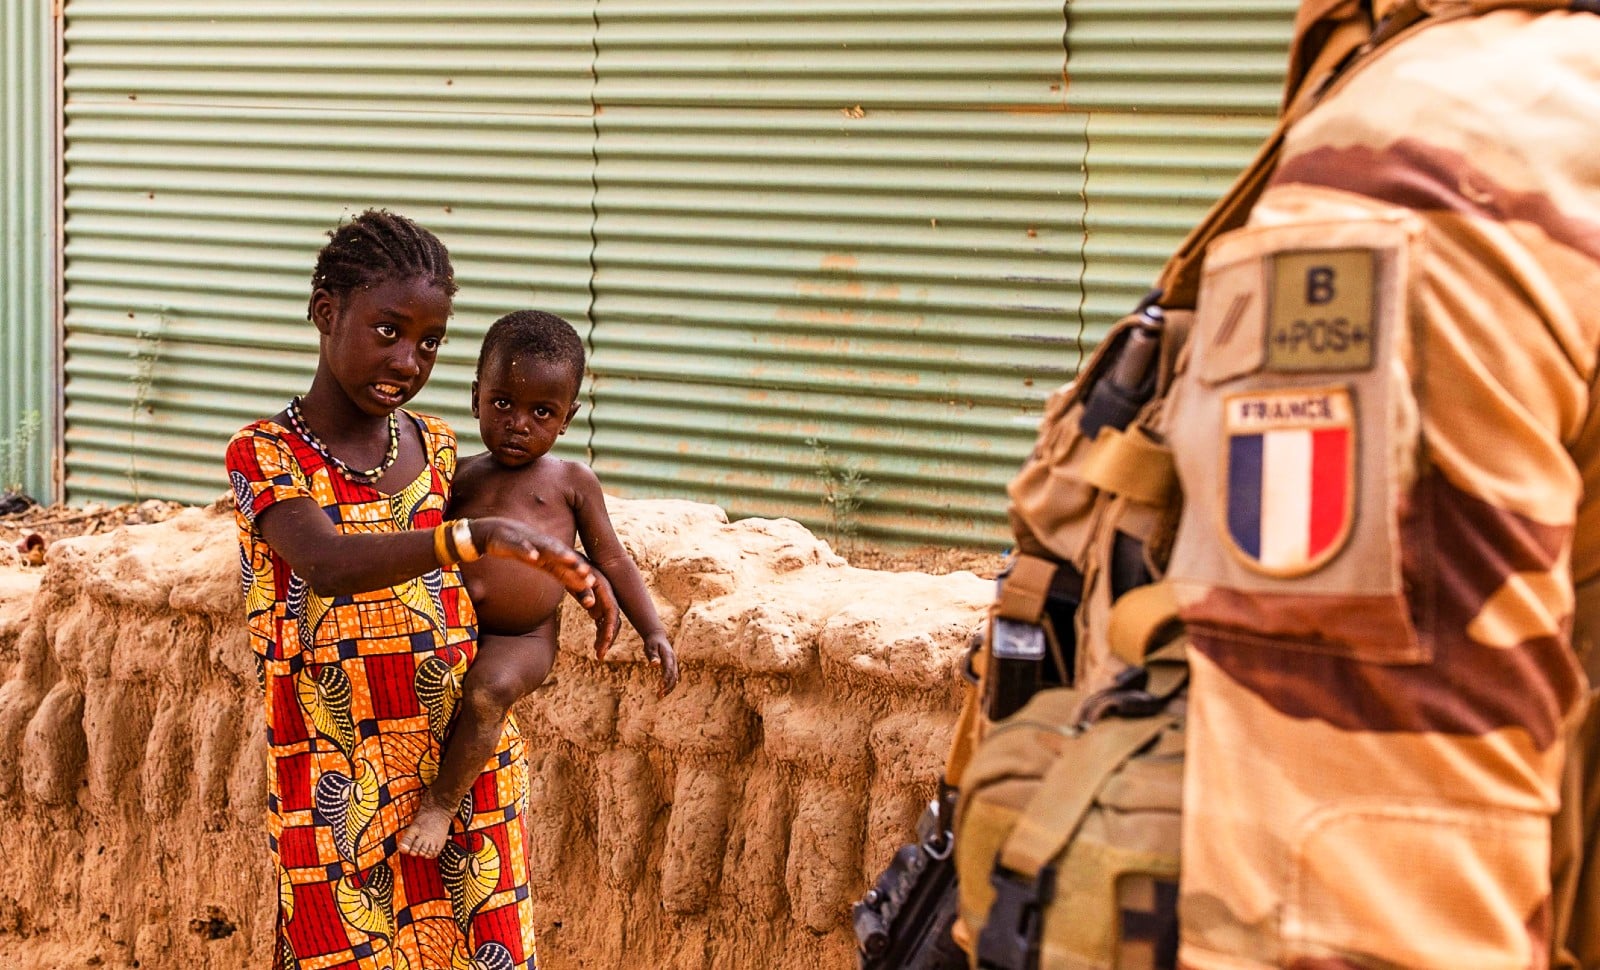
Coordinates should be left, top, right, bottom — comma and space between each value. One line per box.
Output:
1224, 387, 1354, 576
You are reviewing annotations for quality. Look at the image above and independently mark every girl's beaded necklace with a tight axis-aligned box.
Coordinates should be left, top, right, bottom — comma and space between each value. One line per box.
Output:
286, 396, 400, 485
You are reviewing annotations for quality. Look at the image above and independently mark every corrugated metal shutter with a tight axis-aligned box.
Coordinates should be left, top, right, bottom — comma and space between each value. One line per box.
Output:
1, 0, 58, 501
1071, 0, 1297, 325
59, 0, 1296, 549
588, 2, 1085, 548
60, 1, 598, 504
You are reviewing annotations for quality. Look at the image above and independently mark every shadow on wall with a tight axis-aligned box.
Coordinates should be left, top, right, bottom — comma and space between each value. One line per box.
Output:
0, 498, 988, 970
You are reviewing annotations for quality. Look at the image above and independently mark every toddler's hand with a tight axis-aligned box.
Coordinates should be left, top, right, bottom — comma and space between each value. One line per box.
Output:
474, 518, 595, 598
646, 633, 679, 696
580, 568, 622, 660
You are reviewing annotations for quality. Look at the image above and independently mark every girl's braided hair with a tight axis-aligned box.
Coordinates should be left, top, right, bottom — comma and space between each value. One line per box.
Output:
307, 209, 458, 319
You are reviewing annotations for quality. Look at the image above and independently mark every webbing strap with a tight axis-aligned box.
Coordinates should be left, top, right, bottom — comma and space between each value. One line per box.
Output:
996, 714, 1174, 879
1107, 581, 1181, 668
1283, 0, 1368, 108
1144, 662, 1189, 702
1082, 427, 1177, 507
1284, 4, 1370, 114
998, 555, 1057, 623
945, 684, 983, 787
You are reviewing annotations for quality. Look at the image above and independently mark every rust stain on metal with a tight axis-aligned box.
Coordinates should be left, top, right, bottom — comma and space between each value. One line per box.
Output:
820, 253, 859, 272
848, 426, 895, 443
774, 303, 924, 332
793, 279, 899, 302
805, 366, 922, 387
775, 307, 865, 327
768, 332, 850, 353
794, 278, 867, 301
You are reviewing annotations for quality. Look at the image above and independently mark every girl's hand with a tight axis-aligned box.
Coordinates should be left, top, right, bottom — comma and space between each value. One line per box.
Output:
581, 567, 622, 660
645, 633, 679, 696
470, 517, 595, 597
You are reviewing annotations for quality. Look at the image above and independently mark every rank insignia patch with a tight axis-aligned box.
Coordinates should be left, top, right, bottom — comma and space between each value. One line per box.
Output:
1223, 387, 1354, 576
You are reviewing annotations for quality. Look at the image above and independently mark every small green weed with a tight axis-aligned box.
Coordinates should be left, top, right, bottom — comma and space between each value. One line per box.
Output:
0, 410, 42, 494
128, 313, 170, 500
805, 437, 868, 553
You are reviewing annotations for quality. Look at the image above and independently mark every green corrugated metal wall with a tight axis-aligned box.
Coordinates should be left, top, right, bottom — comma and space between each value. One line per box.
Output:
1, 0, 58, 502
60, 1, 597, 504
588, 2, 1084, 547
59, 0, 1295, 547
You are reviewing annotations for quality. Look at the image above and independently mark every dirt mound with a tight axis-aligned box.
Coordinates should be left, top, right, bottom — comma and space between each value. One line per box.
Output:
0, 499, 988, 969
0, 498, 191, 569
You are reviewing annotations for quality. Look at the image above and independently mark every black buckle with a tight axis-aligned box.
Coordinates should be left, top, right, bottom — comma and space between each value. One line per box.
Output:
1078, 665, 1169, 723
1082, 687, 1166, 723
921, 782, 957, 860
976, 865, 1051, 970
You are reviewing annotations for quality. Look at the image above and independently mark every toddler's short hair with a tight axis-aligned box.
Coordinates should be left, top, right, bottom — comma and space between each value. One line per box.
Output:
478, 310, 586, 387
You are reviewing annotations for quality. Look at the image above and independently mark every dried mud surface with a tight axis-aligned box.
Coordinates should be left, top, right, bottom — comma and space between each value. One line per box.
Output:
0, 498, 989, 969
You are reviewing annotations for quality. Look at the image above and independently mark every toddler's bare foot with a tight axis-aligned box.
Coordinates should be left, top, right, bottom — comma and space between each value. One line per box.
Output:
397, 798, 454, 857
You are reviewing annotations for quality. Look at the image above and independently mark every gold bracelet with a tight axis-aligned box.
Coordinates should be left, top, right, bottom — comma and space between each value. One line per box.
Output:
452, 518, 481, 563
433, 522, 456, 567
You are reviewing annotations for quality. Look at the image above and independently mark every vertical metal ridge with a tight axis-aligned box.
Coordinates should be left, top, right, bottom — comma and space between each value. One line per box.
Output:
1, 0, 58, 500
1067, 0, 1091, 379
583, 0, 601, 466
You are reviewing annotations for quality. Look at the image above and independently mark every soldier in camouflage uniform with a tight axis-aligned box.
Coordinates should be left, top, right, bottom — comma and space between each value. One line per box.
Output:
1161, 0, 1600, 965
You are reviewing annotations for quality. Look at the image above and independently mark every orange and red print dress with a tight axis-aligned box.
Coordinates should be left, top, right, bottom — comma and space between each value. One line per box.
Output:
226, 411, 537, 970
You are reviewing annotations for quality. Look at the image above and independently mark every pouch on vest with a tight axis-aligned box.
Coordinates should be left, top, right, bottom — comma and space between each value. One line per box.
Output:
954, 636, 1188, 970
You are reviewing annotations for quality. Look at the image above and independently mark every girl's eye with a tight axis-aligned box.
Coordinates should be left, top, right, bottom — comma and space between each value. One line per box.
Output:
420, 337, 441, 353
494, 399, 511, 411
535, 407, 553, 419
375, 324, 397, 339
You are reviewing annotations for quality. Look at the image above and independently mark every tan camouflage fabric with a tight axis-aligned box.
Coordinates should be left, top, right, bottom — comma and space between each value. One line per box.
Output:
1162, 8, 1600, 968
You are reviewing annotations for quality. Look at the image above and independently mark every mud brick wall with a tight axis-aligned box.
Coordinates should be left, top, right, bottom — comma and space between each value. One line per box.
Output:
0, 500, 988, 969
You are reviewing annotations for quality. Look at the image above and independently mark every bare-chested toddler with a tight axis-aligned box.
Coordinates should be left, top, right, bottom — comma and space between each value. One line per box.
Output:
398, 309, 679, 857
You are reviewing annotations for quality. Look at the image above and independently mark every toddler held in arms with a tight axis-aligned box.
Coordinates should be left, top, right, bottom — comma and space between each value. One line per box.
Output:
398, 310, 680, 857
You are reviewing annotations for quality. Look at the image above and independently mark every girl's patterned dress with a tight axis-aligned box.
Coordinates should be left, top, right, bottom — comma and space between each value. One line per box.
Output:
226, 411, 537, 970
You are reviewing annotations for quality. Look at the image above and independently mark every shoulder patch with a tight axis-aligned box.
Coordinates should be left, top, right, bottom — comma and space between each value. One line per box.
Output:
1266, 249, 1375, 373
1223, 386, 1355, 577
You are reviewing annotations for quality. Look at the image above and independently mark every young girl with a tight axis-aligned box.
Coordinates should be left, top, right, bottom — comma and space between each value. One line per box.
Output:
225, 210, 611, 970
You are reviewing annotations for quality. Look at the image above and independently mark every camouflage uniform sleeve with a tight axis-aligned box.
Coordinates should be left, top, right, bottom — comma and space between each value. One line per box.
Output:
1165, 11, 1600, 969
